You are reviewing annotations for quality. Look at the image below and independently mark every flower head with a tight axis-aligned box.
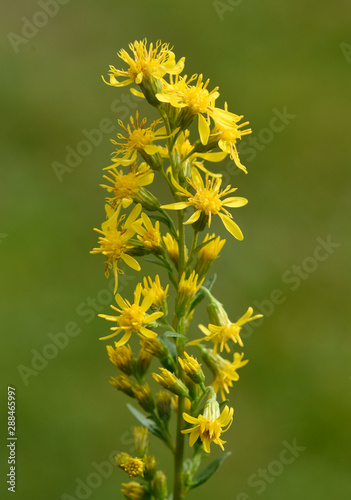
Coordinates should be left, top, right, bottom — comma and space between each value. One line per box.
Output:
108, 112, 168, 168
152, 368, 189, 397
141, 275, 169, 310
156, 74, 243, 145
117, 454, 144, 477
133, 213, 162, 251
98, 283, 164, 344
121, 481, 149, 500
182, 396, 233, 453
211, 352, 249, 400
161, 169, 248, 239
193, 307, 263, 353
195, 233, 226, 278
90, 204, 142, 293
101, 163, 154, 208
163, 232, 179, 265
178, 352, 205, 385
176, 270, 204, 315
106, 343, 135, 375
211, 103, 252, 173
103, 39, 185, 88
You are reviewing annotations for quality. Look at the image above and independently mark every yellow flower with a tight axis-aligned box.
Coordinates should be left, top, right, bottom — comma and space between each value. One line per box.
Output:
121, 481, 147, 500
194, 233, 226, 278
106, 343, 134, 375
211, 103, 252, 173
163, 232, 179, 265
176, 270, 204, 315
101, 163, 154, 208
118, 456, 144, 477
90, 204, 142, 293
156, 74, 242, 145
194, 307, 263, 353
141, 275, 169, 309
178, 352, 205, 384
98, 283, 164, 344
108, 112, 168, 168
103, 39, 185, 88
152, 368, 189, 397
212, 352, 249, 400
182, 398, 233, 453
133, 213, 162, 251
161, 168, 248, 239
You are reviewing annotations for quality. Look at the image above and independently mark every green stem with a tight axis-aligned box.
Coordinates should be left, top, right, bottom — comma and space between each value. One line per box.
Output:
173, 341, 185, 500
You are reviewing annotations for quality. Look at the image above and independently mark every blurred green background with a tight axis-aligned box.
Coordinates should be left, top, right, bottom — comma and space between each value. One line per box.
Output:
1, 1, 351, 499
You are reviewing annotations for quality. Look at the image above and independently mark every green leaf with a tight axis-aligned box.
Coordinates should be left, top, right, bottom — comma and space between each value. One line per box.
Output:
126, 404, 164, 441
164, 331, 188, 342
189, 452, 232, 489
190, 274, 217, 312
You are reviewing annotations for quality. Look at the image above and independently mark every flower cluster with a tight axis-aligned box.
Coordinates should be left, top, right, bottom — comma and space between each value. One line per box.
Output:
92, 39, 261, 500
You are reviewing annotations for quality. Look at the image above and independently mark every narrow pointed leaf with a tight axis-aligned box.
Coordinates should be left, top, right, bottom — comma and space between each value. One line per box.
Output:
126, 404, 164, 440
189, 452, 232, 489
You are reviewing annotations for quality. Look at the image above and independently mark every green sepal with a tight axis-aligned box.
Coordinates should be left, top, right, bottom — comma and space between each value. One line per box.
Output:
190, 274, 217, 312
188, 452, 232, 489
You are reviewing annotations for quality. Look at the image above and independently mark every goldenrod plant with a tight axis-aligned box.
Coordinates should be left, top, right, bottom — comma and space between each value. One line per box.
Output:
92, 39, 262, 500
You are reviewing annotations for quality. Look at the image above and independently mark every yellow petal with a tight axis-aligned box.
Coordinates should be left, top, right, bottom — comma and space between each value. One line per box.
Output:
198, 114, 210, 145
219, 213, 244, 240
130, 87, 144, 98
223, 197, 248, 208
145, 311, 164, 323
189, 428, 201, 447
144, 145, 160, 155
161, 202, 190, 210
139, 326, 158, 338
121, 253, 141, 271
184, 210, 201, 224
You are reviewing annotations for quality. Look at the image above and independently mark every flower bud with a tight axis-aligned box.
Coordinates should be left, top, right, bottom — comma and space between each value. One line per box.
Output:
155, 391, 172, 422
133, 187, 161, 211
133, 383, 155, 413
134, 426, 149, 458
110, 375, 135, 398
136, 349, 153, 377
121, 481, 150, 500
176, 271, 203, 317
178, 352, 205, 385
106, 343, 135, 375
207, 297, 230, 326
152, 368, 189, 397
143, 454, 157, 480
151, 470, 168, 500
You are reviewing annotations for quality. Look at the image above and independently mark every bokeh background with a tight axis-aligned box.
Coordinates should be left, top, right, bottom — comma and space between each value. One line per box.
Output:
1, 1, 351, 499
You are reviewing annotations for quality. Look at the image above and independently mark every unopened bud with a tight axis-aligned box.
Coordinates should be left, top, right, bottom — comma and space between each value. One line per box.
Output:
151, 470, 168, 500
